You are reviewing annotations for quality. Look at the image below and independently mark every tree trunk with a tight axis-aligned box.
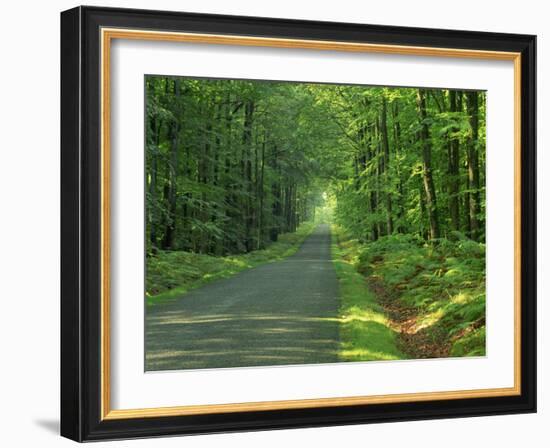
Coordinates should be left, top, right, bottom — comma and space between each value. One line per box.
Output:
416, 89, 440, 240
391, 100, 406, 232
222, 94, 236, 254
448, 90, 461, 232
242, 100, 255, 251
257, 132, 266, 249
148, 112, 162, 252
466, 91, 481, 241
162, 79, 180, 250
366, 130, 378, 241
270, 147, 282, 242
380, 96, 393, 234
210, 104, 223, 254
374, 119, 384, 238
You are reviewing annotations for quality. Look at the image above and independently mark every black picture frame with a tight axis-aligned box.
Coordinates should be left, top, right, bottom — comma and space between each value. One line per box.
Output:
61, 5, 536, 442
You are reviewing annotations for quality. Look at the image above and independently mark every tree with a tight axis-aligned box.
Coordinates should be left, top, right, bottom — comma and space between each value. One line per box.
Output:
416, 88, 440, 239
466, 91, 481, 241
447, 90, 461, 232
145, 77, 485, 255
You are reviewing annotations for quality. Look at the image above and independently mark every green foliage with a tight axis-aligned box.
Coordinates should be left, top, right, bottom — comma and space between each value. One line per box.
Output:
145, 76, 487, 360
451, 327, 486, 357
147, 77, 486, 255
331, 227, 404, 361
352, 232, 486, 357
146, 77, 330, 256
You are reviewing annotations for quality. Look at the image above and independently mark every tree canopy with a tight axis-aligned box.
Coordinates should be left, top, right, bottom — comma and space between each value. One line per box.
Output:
146, 76, 485, 255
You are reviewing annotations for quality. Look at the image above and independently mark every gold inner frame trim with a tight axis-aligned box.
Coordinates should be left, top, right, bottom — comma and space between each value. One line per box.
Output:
100, 27, 522, 421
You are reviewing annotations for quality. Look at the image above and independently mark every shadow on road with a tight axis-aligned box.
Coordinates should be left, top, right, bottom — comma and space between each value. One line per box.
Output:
145, 224, 340, 371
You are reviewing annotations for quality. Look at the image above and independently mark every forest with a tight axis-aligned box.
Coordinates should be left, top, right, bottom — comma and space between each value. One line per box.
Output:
145, 75, 486, 361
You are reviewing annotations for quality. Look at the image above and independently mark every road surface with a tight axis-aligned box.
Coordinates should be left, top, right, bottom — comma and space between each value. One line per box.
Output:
145, 224, 340, 371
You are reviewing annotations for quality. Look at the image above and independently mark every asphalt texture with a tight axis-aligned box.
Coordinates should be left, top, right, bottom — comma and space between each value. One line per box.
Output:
145, 224, 340, 371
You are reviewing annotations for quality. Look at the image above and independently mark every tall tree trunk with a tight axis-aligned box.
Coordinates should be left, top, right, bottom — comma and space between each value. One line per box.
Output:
463, 177, 471, 236
222, 94, 237, 254
375, 119, 384, 238
283, 184, 292, 233
419, 182, 428, 239
290, 184, 297, 232
163, 79, 180, 250
391, 100, 405, 233
256, 131, 266, 249
466, 91, 481, 241
366, 131, 378, 241
242, 100, 255, 251
380, 96, 393, 234
270, 146, 282, 242
210, 104, 223, 254
448, 90, 461, 232
148, 113, 162, 252
196, 109, 212, 253
416, 89, 440, 240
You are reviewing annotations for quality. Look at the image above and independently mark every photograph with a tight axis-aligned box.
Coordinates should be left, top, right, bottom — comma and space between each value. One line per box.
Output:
57, 4, 537, 442
144, 76, 487, 371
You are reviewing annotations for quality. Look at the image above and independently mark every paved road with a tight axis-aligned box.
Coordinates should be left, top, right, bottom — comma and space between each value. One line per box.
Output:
145, 224, 340, 371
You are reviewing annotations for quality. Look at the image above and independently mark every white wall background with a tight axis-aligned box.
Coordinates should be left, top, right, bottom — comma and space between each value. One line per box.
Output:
0, 0, 545, 446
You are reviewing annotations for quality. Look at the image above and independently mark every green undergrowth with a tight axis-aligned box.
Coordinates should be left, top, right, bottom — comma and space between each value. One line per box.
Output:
331, 226, 404, 362
146, 222, 316, 306
336, 226, 486, 358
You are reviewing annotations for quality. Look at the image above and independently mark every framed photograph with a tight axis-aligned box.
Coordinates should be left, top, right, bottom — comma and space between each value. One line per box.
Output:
61, 6, 536, 441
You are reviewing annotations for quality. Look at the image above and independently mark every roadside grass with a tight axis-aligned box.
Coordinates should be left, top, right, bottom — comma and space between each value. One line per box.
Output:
340, 228, 486, 358
146, 222, 316, 306
331, 225, 405, 362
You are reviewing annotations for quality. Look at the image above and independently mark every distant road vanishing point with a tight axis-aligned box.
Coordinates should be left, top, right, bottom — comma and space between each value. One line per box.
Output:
145, 224, 340, 371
